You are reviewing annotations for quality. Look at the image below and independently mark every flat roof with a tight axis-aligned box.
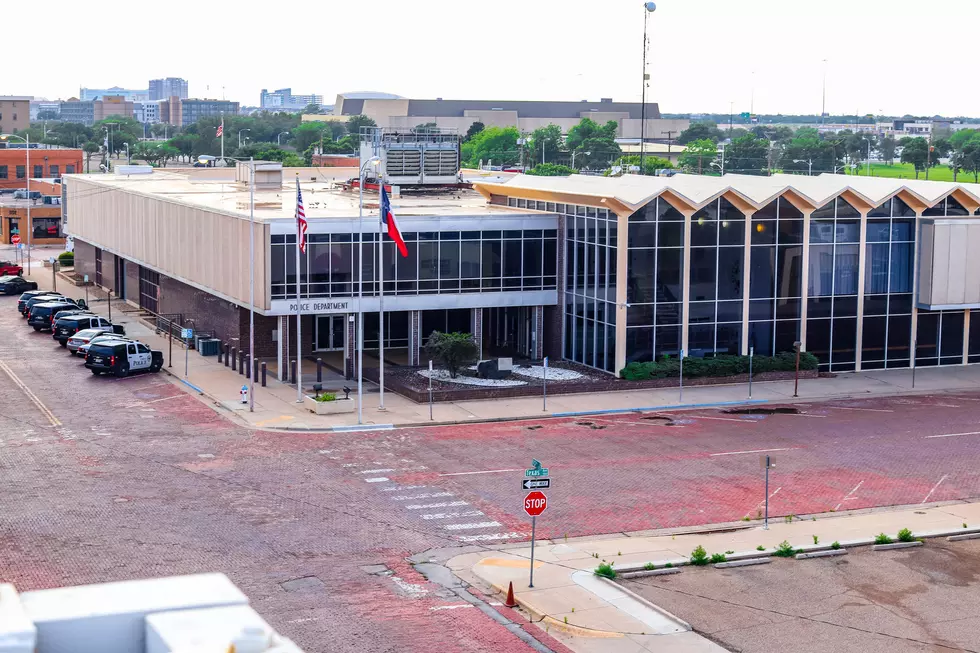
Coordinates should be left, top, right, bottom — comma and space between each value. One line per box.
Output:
65, 167, 522, 221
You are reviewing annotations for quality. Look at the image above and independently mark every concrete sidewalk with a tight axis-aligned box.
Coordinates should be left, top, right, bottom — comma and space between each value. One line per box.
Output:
448, 501, 980, 653
23, 260, 980, 432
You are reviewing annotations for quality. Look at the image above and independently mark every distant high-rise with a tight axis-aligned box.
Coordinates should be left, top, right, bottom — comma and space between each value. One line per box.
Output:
260, 88, 323, 111
149, 78, 189, 101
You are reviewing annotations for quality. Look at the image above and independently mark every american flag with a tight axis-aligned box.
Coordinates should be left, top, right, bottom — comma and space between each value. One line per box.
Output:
215, 123, 223, 138
296, 178, 308, 253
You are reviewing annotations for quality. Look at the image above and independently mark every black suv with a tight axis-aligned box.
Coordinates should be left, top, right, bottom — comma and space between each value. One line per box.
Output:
28, 301, 80, 331
0, 276, 37, 295
18, 291, 63, 315
53, 314, 125, 346
85, 339, 163, 377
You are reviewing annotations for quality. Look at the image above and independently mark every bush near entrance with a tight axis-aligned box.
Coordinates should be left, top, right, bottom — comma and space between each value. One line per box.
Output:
58, 251, 74, 266
620, 351, 818, 381
424, 331, 479, 379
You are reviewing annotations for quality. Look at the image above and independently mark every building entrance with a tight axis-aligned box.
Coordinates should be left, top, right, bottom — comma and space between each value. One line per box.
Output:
315, 314, 346, 351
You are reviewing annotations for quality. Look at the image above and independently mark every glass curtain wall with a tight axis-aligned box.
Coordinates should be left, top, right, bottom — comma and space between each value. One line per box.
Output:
688, 198, 745, 355
861, 197, 915, 369
625, 198, 685, 363
564, 204, 617, 373
748, 198, 804, 357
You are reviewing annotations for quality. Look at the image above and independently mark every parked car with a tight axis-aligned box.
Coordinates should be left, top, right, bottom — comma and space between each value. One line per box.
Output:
0, 276, 37, 295
22, 294, 70, 318
85, 339, 163, 377
17, 290, 62, 314
53, 314, 123, 346
0, 260, 23, 276
76, 334, 135, 358
27, 301, 80, 331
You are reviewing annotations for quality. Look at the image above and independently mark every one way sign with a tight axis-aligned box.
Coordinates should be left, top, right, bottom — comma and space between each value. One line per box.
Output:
522, 478, 551, 490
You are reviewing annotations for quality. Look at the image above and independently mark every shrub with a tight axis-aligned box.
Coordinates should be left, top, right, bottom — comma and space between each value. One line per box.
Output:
58, 251, 74, 265
874, 532, 893, 545
690, 545, 709, 566
526, 163, 576, 176
756, 545, 766, 551
709, 553, 727, 564
424, 331, 479, 379
830, 541, 841, 550
897, 528, 914, 543
643, 562, 656, 571
725, 550, 735, 555
620, 351, 818, 380
313, 392, 337, 402
773, 540, 797, 557
594, 562, 616, 579
812, 535, 819, 545
664, 562, 673, 568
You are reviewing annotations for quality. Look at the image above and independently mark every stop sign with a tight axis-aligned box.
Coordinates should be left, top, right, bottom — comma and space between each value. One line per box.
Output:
524, 491, 548, 516
10, 234, 20, 245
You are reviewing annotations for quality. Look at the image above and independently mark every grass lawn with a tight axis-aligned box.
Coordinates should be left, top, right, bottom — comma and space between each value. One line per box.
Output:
846, 162, 979, 183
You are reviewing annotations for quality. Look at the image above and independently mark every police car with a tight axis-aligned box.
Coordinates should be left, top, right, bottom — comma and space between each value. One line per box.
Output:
84, 338, 164, 377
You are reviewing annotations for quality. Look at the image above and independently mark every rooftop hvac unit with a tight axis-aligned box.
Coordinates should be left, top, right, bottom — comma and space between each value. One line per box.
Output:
361, 128, 461, 187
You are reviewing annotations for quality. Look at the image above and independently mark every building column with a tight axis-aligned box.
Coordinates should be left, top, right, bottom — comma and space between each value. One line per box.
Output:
799, 210, 813, 353
854, 209, 869, 370
740, 210, 756, 355
408, 310, 421, 366
681, 210, 694, 355
963, 309, 970, 365
614, 211, 629, 376
277, 315, 290, 381
910, 211, 923, 367
471, 308, 483, 361
345, 313, 356, 378
533, 306, 545, 360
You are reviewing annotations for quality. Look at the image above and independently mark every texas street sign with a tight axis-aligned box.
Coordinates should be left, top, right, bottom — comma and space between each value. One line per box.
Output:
525, 458, 549, 478
522, 478, 551, 490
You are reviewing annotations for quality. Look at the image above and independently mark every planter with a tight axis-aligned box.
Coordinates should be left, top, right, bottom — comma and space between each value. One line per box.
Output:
304, 395, 355, 415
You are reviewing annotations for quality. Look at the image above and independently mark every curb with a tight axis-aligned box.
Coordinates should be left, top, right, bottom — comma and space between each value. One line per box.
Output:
713, 558, 771, 569
947, 533, 980, 542
551, 398, 768, 418
796, 549, 847, 559
596, 576, 692, 632
873, 541, 923, 551
618, 568, 681, 579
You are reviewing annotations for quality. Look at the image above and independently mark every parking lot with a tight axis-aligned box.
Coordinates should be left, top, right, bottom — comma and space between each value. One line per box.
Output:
623, 539, 980, 653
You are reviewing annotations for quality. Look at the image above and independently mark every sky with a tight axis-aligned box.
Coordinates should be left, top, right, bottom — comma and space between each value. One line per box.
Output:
6, 0, 978, 118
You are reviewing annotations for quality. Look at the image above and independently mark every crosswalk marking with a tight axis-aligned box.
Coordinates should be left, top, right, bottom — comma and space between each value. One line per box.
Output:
405, 501, 468, 510
390, 492, 454, 501
444, 521, 501, 531
456, 532, 524, 543
421, 511, 484, 520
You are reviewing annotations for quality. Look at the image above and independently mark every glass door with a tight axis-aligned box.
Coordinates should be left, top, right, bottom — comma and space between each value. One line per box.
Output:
316, 315, 346, 351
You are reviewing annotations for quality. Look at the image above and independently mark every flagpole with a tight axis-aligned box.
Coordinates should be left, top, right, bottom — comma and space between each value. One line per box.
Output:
220, 115, 224, 164
378, 184, 387, 411
356, 168, 365, 426
295, 174, 303, 403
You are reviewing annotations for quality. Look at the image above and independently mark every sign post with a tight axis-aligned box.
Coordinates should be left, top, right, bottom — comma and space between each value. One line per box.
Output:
524, 459, 550, 588
181, 328, 193, 378
748, 346, 754, 398
761, 455, 774, 530
83, 274, 89, 307
428, 359, 434, 421
679, 349, 684, 403
542, 356, 548, 412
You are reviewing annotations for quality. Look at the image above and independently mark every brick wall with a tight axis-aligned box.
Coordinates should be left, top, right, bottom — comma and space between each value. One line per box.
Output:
124, 258, 139, 304
73, 239, 96, 281
158, 274, 243, 347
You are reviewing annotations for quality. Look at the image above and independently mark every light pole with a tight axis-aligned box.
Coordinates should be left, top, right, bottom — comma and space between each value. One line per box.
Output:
793, 159, 813, 176
821, 59, 828, 125
356, 156, 381, 425
1, 133, 31, 275
639, 1, 656, 175
570, 150, 591, 169
277, 131, 289, 146
238, 129, 250, 148
124, 143, 131, 165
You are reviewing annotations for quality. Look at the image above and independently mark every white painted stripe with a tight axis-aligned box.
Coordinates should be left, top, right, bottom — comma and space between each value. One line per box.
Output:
744, 487, 781, 518
690, 415, 758, 424
834, 480, 864, 512
381, 485, 427, 492
430, 604, 475, 611
710, 447, 795, 457
925, 431, 980, 439
439, 468, 521, 477
922, 474, 949, 504
390, 492, 454, 501
444, 521, 502, 531
793, 413, 827, 418
456, 532, 524, 543
828, 405, 893, 413
422, 511, 484, 520
405, 501, 468, 510
365, 477, 390, 483
361, 468, 395, 474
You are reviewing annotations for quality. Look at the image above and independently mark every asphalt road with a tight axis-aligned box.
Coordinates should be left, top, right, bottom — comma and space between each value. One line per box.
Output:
4, 293, 980, 651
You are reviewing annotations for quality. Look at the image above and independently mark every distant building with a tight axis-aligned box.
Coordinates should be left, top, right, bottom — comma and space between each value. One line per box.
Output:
60, 96, 135, 126
0, 96, 32, 134
30, 99, 61, 120
134, 101, 164, 124
149, 78, 188, 101
157, 98, 240, 127
332, 93, 689, 141
79, 87, 148, 102
0, 147, 82, 190
260, 88, 324, 111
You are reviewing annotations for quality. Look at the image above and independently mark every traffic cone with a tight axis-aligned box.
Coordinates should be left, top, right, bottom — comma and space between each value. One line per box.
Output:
504, 581, 518, 608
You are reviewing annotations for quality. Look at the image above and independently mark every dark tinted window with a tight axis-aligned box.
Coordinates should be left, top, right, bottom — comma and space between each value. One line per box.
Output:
89, 343, 125, 356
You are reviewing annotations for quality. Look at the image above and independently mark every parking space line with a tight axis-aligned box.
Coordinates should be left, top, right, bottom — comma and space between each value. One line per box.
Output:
364, 477, 389, 483
827, 405, 893, 413
689, 415, 759, 424
710, 447, 795, 457
0, 359, 61, 427
745, 486, 781, 518
834, 480, 864, 511
924, 431, 980, 439
922, 474, 949, 504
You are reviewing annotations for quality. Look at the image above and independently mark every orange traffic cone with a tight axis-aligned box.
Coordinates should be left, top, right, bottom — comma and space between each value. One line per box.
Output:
504, 581, 518, 608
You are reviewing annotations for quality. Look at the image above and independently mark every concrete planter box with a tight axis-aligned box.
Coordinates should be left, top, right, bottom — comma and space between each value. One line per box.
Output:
872, 541, 923, 551
304, 396, 355, 415
713, 558, 771, 569
619, 568, 681, 579
796, 549, 847, 560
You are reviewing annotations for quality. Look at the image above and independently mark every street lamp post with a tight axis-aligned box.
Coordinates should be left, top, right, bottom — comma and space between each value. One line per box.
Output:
277, 131, 289, 146
356, 156, 381, 425
639, 2, 657, 175
238, 129, 250, 148
570, 150, 591, 169
1, 133, 31, 275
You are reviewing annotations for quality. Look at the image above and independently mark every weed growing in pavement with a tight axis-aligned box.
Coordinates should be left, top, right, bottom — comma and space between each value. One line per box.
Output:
965, 523, 970, 529
812, 535, 819, 545
664, 562, 673, 568
897, 528, 914, 542
725, 550, 734, 555
812, 517, 817, 522
830, 508, 836, 512
617, 551, 622, 556
564, 616, 568, 624
756, 545, 766, 551
643, 562, 656, 571
594, 562, 616, 579
756, 509, 763, 519
773, 540, 798, 557
874, 533, 893, 545
690, 545, 710, 566
742, 516, 751, 521
571, 607, 575, 613
785, 515, 794, 524
709, 553, 727, 564
831, 541, 841, 550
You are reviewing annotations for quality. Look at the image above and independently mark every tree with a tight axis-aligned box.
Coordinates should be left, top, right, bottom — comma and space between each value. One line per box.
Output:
950, 129, 979, 151
346, 114, 377, 137
528, 124, 564, 166
931, 137, 952, 161
168, 134, 199, 163
779, 134, 840, 175
678, 139, 718, 173
618, 155, 673, 175
302, 103, 321, 115
900, 137, 929, 178
526, 163, 576, 176
461, 126, 520, 167
959, 138, 980, 183
291, 122, 330, 153
677, 121, 724, 145
37, 110, 59, 120
723, 134, 770, 175
424, 331, 479, 379
880, 136, 897, 164
750, 125, 795, 143
82, 141, 100, 173
464, 121, 485, 141
565, 118, 621, 170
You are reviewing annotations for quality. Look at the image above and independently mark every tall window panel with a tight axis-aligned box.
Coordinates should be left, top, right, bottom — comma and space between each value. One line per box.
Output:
688, 198, 745, 356
916, 310, 965, 367
749, 198, 803, 357
564, 204, 617, 373
626, 198, 684, 364
861, 196, 915, 369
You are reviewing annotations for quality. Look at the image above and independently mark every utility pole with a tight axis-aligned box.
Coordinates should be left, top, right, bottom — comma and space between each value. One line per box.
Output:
661, 130, 676, 155
821, 59, 828, 125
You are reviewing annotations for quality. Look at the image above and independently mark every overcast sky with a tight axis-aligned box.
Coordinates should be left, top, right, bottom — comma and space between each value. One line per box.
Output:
7, 0, 977, 118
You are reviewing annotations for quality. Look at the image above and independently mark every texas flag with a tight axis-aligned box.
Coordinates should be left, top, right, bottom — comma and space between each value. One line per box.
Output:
380, 186, 408, 257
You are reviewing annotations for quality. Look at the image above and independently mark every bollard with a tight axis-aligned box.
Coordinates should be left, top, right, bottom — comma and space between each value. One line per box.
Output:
223, 344, 229, 367
238, 352, 245, 376
254, 358, 259, 384
290, 360, 297, 384
244, 354, 251, 380
261, 361, 267, 387
230, 346, 237, 371
316, 358, 323, 383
